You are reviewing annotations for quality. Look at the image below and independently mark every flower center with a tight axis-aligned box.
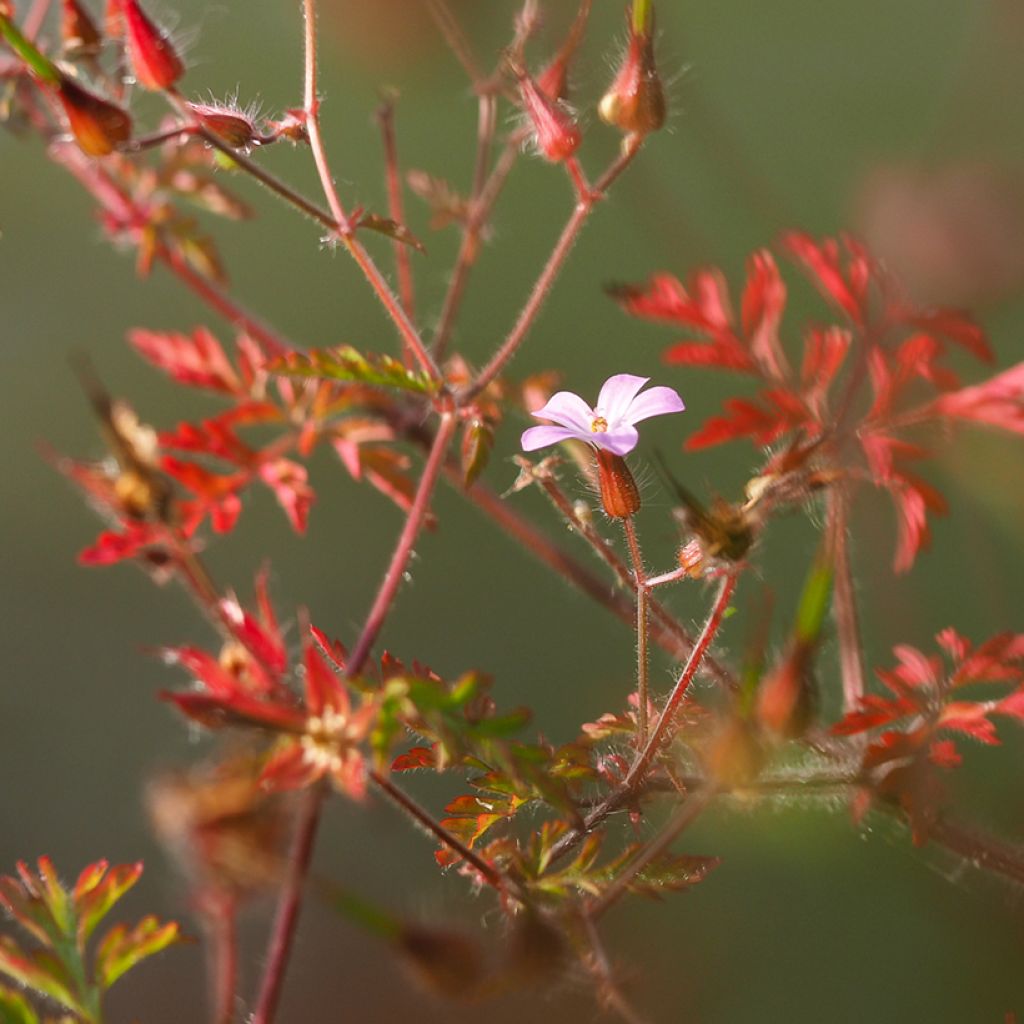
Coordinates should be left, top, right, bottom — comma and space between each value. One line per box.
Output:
590, 416, 609, 433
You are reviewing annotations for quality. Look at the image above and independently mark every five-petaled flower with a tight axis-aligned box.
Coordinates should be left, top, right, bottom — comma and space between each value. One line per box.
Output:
521, 373, 685, 455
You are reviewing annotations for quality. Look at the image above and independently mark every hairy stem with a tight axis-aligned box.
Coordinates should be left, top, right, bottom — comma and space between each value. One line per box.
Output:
369, 770, 517, 896
587, 786, 716, 920
431, 94, 504, 361
626, 572, 737, 787
622, 516, 649, 748
251, 784, 326, 1024
459, 137, 642, 403
827, 486, 865, 714
300, 0, 441, 383
376, 95, 417, 329
348, 412, 457, 673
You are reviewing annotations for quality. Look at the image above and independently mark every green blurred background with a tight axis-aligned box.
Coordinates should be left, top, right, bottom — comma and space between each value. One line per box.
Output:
3, 1, 1024, 1020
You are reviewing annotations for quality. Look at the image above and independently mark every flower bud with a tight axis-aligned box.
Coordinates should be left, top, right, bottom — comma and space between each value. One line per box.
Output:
595, 448, 641, 518
56, 74, 132, 155
598, 2, 665, 137
61, 0, 102, 56
514, 63, 581, 163
123, 0, 183, 91
756, 643, 816, 739
187, 100, 258, 148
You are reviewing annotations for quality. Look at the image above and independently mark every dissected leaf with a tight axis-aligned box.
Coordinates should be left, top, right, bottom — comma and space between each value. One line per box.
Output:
271, 346, 435, 395
95, 916, 183, 991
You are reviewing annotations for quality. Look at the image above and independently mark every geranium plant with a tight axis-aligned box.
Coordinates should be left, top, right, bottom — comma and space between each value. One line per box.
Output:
2, 1, 1022, 1021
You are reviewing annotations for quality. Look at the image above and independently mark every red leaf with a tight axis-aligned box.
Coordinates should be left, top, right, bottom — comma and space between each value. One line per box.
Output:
931, 362, 1024, 436
741, 249, 789, 379
78, 524, 160, 565
781, 232, 869, 324
392, 746, 437, 772
129, 327, 241, 393
258, 459, 314, 534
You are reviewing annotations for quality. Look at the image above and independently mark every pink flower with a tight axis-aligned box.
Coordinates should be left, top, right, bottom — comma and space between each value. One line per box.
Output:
521, 373, 685, 455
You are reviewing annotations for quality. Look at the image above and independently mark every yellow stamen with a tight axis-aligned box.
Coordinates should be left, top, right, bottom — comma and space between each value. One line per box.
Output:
591, 416, 608, 433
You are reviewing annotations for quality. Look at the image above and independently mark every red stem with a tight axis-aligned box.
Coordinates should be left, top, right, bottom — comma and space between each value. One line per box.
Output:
250, 785, 325, 1024
376, 95, 417, 329
347, 412, 456, 674
204, 894, 238, 1024
626, 572, 737, 787
622, 516, 649, 749
827, 486, 865, 713
300, 0, 441, 384
460, 138, 642, 402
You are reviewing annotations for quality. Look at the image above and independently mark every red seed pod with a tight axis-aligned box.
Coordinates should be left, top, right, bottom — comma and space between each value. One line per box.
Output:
598, 2, 665, 137
123, 0, 183, 91
61, 0, 102, 56
514, 64, 581, 163
187, 101, 258, 148
56, 74, 132, 155
595, 448, 641, 518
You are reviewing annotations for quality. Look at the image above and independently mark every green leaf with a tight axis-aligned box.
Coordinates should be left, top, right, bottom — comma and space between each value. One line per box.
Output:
0, 939, 84, 1017
0, 15, 61, 84
0, 983, 40, 1024
270, 346, 435, 395
95, 916, 183, 991
795, 556, 833, 644
625, 852, 721, 899
356, 213, 426, 254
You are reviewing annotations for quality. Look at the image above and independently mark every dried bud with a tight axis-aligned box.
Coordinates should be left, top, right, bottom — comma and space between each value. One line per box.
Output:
598, 1, 665, 137
264, 108, 307, 145
704, 716, 765, 789
56, 74, 132, 155
61, 0, 102, 56
595, 448, 641, 518
514, 63, 581, 163
187, 100, 258, 148
147, 756, 289, 899
397, 924, 486, 1000
123, 0, 183, 91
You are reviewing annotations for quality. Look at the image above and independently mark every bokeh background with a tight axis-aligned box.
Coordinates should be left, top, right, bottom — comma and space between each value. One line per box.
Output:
3, 1, 1024, 1021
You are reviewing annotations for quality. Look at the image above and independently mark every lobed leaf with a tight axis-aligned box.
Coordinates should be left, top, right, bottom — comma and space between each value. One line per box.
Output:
270, 346, 435, 395
95, 916, 183, 991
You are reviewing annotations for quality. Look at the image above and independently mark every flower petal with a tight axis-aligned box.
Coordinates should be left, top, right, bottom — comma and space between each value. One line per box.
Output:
596, 424, 639, 455
529, 390, 595, 433
621, 385, 685, 425
596, 374, 649, 423
521, 425, 582, 451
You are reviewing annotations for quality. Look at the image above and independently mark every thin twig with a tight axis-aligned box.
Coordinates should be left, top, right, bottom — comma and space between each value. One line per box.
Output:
827, 486, 865, 714
544, 573, 737, 867
347, 412, 457, 673
251, 784, 326, 1024
431, 94, 504, 361
622, 516, 649, 749
297, 0, 441, 382
459, 136, 643, 403
425, 0, 488, 90
626, 573, 737, 788
203, 895, 238, 1024
375, 94, 417, 328
578, 912, 651, 1024
369, 770, 519, 897
587, 786, 716, 920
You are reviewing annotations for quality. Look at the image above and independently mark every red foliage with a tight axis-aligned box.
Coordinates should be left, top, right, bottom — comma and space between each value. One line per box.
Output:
611, 232, 1023, 571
